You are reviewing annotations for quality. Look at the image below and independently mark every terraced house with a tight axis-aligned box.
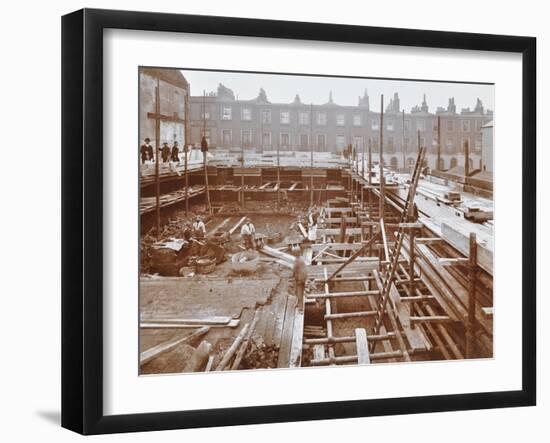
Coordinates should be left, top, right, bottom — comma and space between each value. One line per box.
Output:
189, 84, 493, 171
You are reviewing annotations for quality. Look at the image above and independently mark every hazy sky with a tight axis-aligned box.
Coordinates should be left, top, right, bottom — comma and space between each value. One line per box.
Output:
181, 69, 494, 113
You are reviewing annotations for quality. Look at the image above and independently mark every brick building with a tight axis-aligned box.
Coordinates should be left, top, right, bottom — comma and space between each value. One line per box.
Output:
139, 68, 189, 150
189, 84, 493, 170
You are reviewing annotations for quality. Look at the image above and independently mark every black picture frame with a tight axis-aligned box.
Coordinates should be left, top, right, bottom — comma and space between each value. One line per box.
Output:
61, 8, 536, 435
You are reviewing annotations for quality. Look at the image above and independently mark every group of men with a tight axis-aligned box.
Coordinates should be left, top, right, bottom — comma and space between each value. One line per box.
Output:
140, 138, 182, 164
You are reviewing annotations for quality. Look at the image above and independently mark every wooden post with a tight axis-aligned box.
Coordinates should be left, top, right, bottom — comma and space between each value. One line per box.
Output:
202, 90, 211, 215
379, 95, 385, 219
276, 142, 280, 210
241, 143, 245, 209
184, 86, 189, 216
361, 138, 365, 209
310, 103, 314, 206
437, 115, 441, 171
154, 79, 161, 240
464, 139, 470, 178
408, 228, 416, 327
402, 110, 405, 172
367, 138, 373, 257
466, 233, 478, 358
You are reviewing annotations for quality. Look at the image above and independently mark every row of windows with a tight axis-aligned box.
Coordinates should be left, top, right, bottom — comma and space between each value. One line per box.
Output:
214, 129, 482, 151
214, 106, 484, 132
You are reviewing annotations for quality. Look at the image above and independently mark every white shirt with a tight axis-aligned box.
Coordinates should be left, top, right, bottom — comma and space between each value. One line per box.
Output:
240, 223, 255, 236
192, 221, 206, 233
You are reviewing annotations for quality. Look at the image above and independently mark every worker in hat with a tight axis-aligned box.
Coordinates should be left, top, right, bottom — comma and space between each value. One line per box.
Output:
171, 141, 180, 163
161, 142, 171, 163
192, 216, 206, 240
240, 217, 256, 250
140, 137, 153, 164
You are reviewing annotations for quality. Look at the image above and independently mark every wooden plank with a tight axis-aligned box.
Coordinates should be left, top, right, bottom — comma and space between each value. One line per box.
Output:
140, 316, 232, 325
355, 328, 370, 364
140, 326, 210, 365
387, 282, 428, 352
272, 295, 289, 349
289, 310, 304, 368
298, 223, 308, 238
215, 324, 250, 371
229, 216, 247, 235
260, 245, 296, 264
231, 309, 262, 370
277, 295, 297, 368
141, 319, 240, 329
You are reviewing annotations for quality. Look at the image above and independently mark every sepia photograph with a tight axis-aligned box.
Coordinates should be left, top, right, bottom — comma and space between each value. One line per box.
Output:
138, 66, 494, 375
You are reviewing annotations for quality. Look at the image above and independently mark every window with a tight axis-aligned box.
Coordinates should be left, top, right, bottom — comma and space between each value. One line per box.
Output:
202, 110, 211, 120
371, 119, 379, 130
462, 120, 471, 132
462, 137, 470, 153
475, 136, 482, 152
404, 119, 411, 131
387, 119, 394, 131
336, 135, 346, 149
299, 134, 309, 149
261, 109, 271, 124
222, 129, 232, 146
317, 134, 326, 150
387, 136, 395, 151
372, 137, 379, 150
353, 136, 363, 150
280, 133, 290, 147
404, 137, 411, 151
261, 132, 271, 148
416, 119, 425, 131
221, 107, 232, 120
446, 138, 454, 152
280, 110, 290, 124
476, 120, 483, 131
336, 114, 345, 126
242, 130, 252, 147
419, 137, 426, 148
317, 112, 327, 125
353, 115, 361, 126
299, 112, 309, 125
447, 120, 454, 131
241, 107, 252, 121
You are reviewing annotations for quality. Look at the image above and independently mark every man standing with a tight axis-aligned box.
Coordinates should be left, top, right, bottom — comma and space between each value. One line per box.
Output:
171, 141, 180, 163
293, 256, 308, 312
240, 217, 256, 250
161, 142, 171, 163
140, 138, 152, 164
192, 216, 206, 240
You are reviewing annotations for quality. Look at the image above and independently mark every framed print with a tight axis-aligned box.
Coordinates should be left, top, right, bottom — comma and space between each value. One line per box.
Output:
61, 8, 536, 435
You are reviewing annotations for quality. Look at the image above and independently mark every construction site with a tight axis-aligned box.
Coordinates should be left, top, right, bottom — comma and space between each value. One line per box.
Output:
139, 69, 494, 375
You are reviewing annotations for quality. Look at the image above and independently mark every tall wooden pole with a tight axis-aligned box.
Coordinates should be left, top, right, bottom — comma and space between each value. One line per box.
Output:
402, 110, 405, 171
241, 143, 245, 210
361, 138, 365, 209
276, 141, 280, 210
203, 90, 211, 214
466, 233, 478, 358
379, 95, 385, 220
310, 103, 314, 206
464, 139, 470, 178
437, 115, 441, 171
184, 84, 189, 216
368, 138, 373, 258
154, 79, 161, 240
